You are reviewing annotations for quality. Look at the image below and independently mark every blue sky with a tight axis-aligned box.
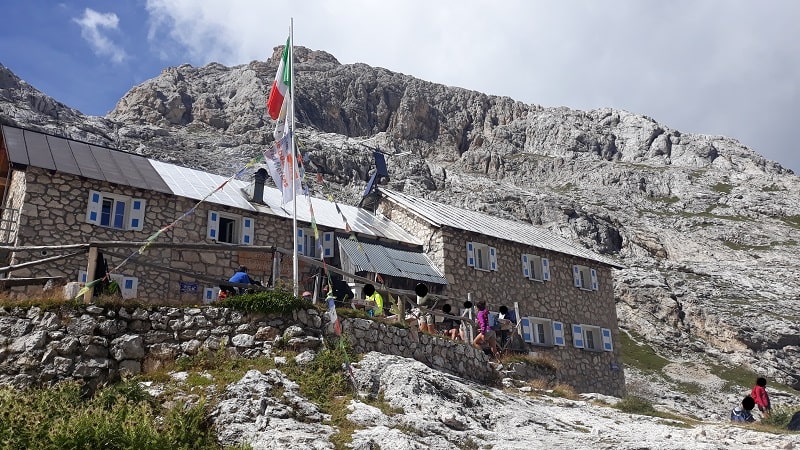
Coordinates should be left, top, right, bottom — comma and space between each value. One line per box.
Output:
1, 1, 799, 174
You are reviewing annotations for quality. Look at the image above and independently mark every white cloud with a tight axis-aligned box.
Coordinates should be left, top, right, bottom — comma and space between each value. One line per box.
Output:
73, 8, 127, 64
140, 0, 800, 172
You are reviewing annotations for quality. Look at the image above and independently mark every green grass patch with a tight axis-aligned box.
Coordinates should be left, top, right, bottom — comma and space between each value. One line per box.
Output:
651, 196, 680, 204
760, 184, 785, 192
711, 182, 733, 194
612, 395, 696, 425
0, 381, 224, 449
216, 289, 311, 314
619, 331, 670, 373
722, 240, 772, 251
758, 406, 800, 431
781, 215, 800, 229
672, 381, 703, 396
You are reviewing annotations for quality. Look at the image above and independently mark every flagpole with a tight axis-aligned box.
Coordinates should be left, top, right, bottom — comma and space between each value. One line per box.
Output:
289, 18, 299, 297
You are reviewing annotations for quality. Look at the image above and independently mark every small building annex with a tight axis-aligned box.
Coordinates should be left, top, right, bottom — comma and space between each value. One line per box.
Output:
375, 188, 626, 396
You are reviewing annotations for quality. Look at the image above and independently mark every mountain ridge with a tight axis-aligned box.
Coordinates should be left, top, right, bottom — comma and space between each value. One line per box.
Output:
1, 48, 799, 409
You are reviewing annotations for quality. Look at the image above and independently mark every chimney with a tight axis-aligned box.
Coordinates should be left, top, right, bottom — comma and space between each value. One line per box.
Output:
253, 168, 267, 204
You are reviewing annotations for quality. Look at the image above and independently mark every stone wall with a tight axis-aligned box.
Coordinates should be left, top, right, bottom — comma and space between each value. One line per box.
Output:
341, 318, 495, 382
378, 198, 625, 397
0, 305, 497, 388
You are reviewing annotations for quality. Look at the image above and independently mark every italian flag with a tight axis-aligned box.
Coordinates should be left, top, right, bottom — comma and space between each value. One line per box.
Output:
267, 37, 291, 120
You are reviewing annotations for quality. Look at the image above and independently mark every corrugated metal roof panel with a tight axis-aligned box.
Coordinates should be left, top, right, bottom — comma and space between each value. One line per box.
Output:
46, 135, 82, 176
150, 160, 256, 211
252, 184, 421, 244
22, 130, 56, 170
90, 146, 126, 184
67, 140, 104, 180
127, 155, 171, 194
2, 126, 29, 165
380, 188, 623, 268
337, 237, 447, 285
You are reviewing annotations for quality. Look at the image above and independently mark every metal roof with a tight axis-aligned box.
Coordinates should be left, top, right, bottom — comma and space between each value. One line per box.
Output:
0, 125, 424, 245
1, 125, 171, 194
149, 160, 257, 212
337, 237, 447, 285
251, 183, 422, 244
379, 188, 623, 268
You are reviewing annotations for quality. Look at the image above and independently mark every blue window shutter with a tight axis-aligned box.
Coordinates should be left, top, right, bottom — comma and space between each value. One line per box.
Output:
79, 270, 87, 283
240, 217, 254, 245
521, 254, 530, 278
553, 321, 565, 346
602, 327, 613, 351
489, 247, 497, 271
203, 287, 220, 304
590, 268, 599, 290
542, 258, 550, 281
207, 211, 219, 240
86, 190, 102, 225
322, 232, 334, 257
466, 242, 475, 267
572, 324, 584, 348
520, 317, 533, 343
129, 198, 146, 231
573, 265, 582, 288
297, 228, 304, 255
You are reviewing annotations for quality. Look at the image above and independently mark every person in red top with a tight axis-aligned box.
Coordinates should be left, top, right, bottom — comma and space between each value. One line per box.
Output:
750, 377, 771, 417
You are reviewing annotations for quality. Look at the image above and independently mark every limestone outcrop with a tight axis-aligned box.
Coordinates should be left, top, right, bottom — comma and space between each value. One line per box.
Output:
1, 45, 799, 394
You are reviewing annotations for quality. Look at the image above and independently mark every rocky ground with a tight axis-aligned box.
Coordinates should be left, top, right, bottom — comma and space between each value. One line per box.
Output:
191, 352, 797, 449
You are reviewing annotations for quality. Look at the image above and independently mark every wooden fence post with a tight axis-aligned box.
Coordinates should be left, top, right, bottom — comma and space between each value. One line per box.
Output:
83, 246, 98, 304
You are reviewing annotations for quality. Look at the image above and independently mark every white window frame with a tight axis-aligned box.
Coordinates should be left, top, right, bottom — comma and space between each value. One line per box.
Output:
572, 264, 599, 291
522, 254, 550, 282
86, 190, 145, 231
572, 323, 612, 352
520, 316, 560, 347
466, 241, 497, 271
298, 228, 334, 258
207, 210, 255, 245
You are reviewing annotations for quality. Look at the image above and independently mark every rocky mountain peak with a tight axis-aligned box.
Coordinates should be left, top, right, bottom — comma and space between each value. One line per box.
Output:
1, 49, 799, 415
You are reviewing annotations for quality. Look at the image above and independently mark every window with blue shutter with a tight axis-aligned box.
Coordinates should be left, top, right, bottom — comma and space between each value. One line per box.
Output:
542, 258, 550, 281
240, 217, 254, 245
591, 268, 599, 290
572, 324, 584, 348
553, 321, 565, 346
466, 242, 475, 267
489, 247, 497, 271
573, 265, 582, 288
601, 328, 613, 351
207, 211, 219, 240
322, 232, 334, 258
521, 254, 530, 278
520, 317, 533, 343
297, 228, 304, 254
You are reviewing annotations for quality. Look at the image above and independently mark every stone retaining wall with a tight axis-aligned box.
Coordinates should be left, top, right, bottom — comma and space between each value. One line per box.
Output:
341, 318, 495, 382
0, 306, 496, 388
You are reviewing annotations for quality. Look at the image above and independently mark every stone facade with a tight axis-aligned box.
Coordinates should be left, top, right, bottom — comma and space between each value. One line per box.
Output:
0, 305, 496, 387
2, 167, 322, 302
378, 198, 625, 397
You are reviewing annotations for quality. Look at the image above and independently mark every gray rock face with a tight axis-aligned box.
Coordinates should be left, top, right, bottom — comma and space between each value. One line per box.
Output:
1, 46, 799, 393
208, 353, 797, 449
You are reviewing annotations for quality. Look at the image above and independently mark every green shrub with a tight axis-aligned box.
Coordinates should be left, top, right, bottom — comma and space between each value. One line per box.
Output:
0, 382, 221, 449
216, 289, 311, 314
760, 406, 800, 429
614, 395, 659, 415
